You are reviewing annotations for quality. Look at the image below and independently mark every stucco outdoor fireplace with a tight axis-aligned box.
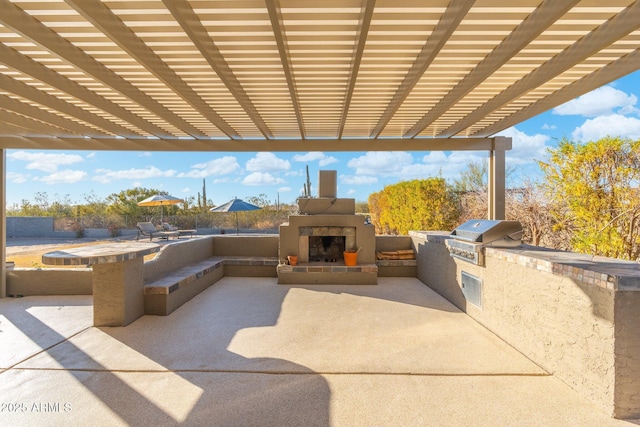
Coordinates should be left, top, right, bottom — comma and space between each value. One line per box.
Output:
277, 171, 377, 285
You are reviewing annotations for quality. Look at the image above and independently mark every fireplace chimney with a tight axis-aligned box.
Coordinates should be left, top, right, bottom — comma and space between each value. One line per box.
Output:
318, 170, 337, 198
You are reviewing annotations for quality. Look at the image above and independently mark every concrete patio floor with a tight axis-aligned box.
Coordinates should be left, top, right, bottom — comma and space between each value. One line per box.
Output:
0, 277, 636, 426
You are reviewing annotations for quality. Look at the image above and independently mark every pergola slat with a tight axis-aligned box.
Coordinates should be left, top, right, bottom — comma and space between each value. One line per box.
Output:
0, 0, 636, 145
65, 0, 239, 138
0, 0, 208, 139
436, 0, 640, 138
403, 0, 580, 138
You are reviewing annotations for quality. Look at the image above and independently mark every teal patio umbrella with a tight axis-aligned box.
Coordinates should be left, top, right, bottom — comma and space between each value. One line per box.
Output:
210, 198, 261, 234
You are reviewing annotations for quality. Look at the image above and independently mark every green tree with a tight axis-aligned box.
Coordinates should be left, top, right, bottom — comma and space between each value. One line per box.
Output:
539, 137, 640, 260
105, 187, 165, 219
454, 159, 517, 193
454, 160, 488, 192
369, 178, 460, 235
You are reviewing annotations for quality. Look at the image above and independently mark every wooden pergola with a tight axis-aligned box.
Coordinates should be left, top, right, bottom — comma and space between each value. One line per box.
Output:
2, 0, 640, 296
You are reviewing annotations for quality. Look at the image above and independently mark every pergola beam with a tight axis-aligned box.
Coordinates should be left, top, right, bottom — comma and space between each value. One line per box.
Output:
0, 136, 508, 153
337, 0, 376, 139
163, 0, 272, 139
438, 0, 640, 138
64, 0, 239, 139
0, 110, 76, 137
0, 0, 206, 138
0, 44, 172, 138
266, 0, 306, 138
371, 0, 474, 138
0, 73, 140, 137
476, 47, 640, 137
0, 94, 108, 137
404, 0, 580, 138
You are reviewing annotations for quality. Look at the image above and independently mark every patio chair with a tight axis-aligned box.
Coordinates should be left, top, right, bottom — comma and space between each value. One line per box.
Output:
136, 222, 179, 241
162, 222, 197, 238
161, 222, 178, 231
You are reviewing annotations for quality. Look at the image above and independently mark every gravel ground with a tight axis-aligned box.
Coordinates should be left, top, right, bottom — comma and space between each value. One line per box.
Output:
5, 237, 136, 256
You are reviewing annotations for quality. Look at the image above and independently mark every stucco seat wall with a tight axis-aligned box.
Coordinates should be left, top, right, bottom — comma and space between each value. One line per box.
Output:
143, 236, 279, 315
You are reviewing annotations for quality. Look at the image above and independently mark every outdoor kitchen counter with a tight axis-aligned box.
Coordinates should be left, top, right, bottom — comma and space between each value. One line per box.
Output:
42, 242, 160, 326
411, 230, 640, 418
410, 231, 640, 291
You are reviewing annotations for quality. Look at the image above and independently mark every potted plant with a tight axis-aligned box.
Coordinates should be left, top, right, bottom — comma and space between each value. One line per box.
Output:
343, 247, 360, 266
287, 255, 298, 266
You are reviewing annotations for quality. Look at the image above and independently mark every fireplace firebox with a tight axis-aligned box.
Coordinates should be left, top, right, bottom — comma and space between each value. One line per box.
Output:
309, 236, 345, 262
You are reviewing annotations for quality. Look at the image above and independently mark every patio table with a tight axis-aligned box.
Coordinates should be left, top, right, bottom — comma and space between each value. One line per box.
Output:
42, 242, 160, 327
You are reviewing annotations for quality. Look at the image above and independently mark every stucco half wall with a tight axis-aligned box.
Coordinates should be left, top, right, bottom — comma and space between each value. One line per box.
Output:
410, 231, 640, 419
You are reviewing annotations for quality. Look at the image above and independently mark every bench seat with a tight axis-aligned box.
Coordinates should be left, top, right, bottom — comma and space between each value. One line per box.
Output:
144, 256, 279, 315
144, 257, 225, 295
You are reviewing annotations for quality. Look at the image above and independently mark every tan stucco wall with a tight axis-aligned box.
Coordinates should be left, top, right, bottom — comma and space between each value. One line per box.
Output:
6, 268, 92, 296
211, 235, 278, 257
375, 235, 414, 252
614, 291, 640, 418
143, 236, 215, 283
411, 232, 640, 418
375, 235, 417, 277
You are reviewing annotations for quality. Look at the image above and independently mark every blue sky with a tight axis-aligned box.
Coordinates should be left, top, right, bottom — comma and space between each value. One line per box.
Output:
5, 70, 640, 209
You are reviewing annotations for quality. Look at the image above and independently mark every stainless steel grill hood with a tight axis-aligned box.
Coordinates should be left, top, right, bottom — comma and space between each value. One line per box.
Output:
446, 220, 523, 266
450, 220, 523, 247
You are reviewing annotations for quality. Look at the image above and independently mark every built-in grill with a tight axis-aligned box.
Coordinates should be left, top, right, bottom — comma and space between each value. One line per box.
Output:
445, 220, 523, 266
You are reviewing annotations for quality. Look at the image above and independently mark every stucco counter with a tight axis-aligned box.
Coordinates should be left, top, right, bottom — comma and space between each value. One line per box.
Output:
410, 230, 640, 419
43, 242, 160, 326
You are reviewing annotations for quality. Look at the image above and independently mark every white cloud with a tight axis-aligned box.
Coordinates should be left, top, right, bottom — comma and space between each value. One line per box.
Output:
36, 170, 87, 184
541, 124, 557, 130
93, 166, 177, 184
346, 151, 490, 184
7, 172, 29, 184
86, 152, 96, 159
278, 186, 292, 193
571, 114, 640, 142
421, 151, 447, 164
181, 187, 191, 193
292, 152, 325, 162
347, 189, 357, 195
319, 156, 339, 167
242, 172, 285, 186
180, 156, 239, 178
246, 152, 291, 173
8, 151, 84, 173
292, 151, 338, 166
340, 174, 378, 185
347, 151, 414, 176
498, 127, 550, 165
553, 86, 638, 117
397, 163, 444, 179
417, 151, 486, 180
139, 152, 152, 157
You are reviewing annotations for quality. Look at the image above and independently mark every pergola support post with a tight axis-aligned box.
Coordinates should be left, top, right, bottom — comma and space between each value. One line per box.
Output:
1, 148, 6, 298
488, 137, 510, 220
